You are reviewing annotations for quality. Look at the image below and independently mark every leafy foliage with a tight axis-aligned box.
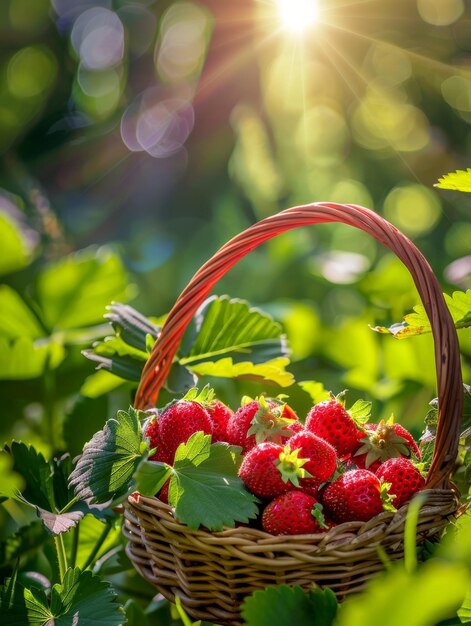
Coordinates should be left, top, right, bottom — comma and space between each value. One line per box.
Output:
84, 296, 292, 389
434, 169, 471, 192
0, 567, 125, 625
68, 407, 147, 505
373, 290, 471, 338
241, 585, 337, 626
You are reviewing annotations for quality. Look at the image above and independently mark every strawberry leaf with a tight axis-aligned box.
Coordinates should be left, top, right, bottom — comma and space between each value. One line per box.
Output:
0, 567, 124, 625
167, 432, 259, 530
69, 407, 147, 505
372, 289, 471, 338
434, 168, 471, 192
180, 295, 289, 365
241, 584, 338, 626
133, 461, 171, 497
348, 399, 372, 424
188, 356, 294, 387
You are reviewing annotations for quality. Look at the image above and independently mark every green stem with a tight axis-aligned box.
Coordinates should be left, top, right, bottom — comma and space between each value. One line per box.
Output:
43, 358, 60, 452
54, 534, 68, 582
82, 523, 112, 571
404, 492, 427, 574
70, 524, 80, 569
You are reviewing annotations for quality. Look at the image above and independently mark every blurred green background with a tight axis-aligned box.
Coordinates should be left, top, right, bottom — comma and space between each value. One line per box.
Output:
0, 0, 470, 456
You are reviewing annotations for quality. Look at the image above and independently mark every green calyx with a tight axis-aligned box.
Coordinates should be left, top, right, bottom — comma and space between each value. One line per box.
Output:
276, 446, 313, 486
331, 390, 372, 426
247, 396, 297, 444
311, 502, 329, 529
380, 481, 397, 512
354, 418, 410, 468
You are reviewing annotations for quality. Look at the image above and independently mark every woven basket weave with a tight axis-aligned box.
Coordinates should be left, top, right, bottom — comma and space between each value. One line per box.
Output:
123, 203, 463, 625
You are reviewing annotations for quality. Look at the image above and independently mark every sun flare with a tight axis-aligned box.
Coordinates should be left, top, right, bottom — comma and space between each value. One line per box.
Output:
276, 0, 320, 33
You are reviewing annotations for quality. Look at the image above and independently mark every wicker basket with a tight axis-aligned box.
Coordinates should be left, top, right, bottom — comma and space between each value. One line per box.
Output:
123, 203, 463, 625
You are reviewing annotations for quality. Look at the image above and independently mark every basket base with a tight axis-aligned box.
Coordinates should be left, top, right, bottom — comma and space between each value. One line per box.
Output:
123, 489, 458, 625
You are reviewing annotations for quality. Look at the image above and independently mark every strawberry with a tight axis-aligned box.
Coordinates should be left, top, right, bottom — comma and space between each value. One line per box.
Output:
287, 431, 337, 493
262, 491, 331, 535
158, 478, 170, 504
144, 415, 173, 465
305, 393, 371, 458
158, 399, 213, 461
226, 397, 301, 454
352, 418, 421, 470
205, 399, 233, 443
375, 457, 425, 508
322, 469, 393, 523
238, 442, 311, 499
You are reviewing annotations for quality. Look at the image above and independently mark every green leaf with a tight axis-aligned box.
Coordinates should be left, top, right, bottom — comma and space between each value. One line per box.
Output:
36, 247, 134, 331
62, 515, 121, 570
348, 398, 372, 423
124, 599, 151, 626
63, 394, 110, 458
335, 561, 470, 626
0, 567, 125, 625
0, 449, 25, 501
68, 407, 146, 505
134, 460, 171, 497
372, 290, 471, 338
189, 356, 294, 387
0, 286, 43, 339
0, 211, 35, 277
458, 588, 471, 623
105, 302, 160, 352
168, 432, 259, 530
82, 349, 144, 382
180, 296, 289, 365
80, 370, 125, 398
0, 522, 48, 568
434, 168, 471, 192
298, 380, 330, 403
4, 443, 86, 535
0, 336, 65, 379
241, 585, 338, 626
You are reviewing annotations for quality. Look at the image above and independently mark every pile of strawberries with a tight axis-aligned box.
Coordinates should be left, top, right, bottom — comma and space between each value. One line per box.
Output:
145, 391, 426, 535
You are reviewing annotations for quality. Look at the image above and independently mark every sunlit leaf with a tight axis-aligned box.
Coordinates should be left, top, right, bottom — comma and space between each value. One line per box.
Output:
68, 407, 146, 505
62, 515, 121, 570
181, 296, 289, 365
0, 286, 43, 339
335, 561, 470, 626
80, 370, 125, 398
241, 585, 337, 626
36, 247, 134, 331
298, 380, 330, 403
372, 290, 471, 338
434, 169, 471, 192
0, 336, 65, 379
189, 356, 294, 387
0, 211, 35, 277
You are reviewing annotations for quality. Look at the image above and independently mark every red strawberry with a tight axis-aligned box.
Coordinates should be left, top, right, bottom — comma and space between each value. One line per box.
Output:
226, 397, 301, 454
305, 393, 370, 458
144, 416, 173, 465
322, 469, 393, 523
262, 491, 331, 535
206, 399, 233, 443
158, 478, 170, 504
352, 418, 421, 470
158, 399, 213, 460
287, 431, 337, 493
375, 457, 425, 508
238, 442, 311, 499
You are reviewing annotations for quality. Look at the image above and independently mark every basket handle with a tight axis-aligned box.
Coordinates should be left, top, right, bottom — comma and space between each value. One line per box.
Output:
135, 202, 463, 490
